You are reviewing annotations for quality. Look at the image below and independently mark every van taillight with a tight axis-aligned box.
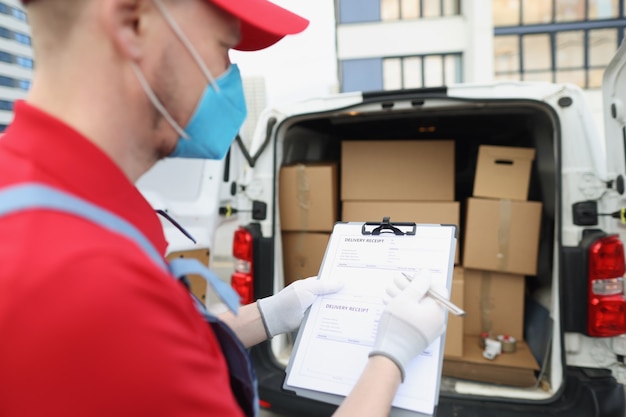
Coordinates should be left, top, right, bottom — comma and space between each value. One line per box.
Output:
231, 227, 255, 305
588, 235, 626, 337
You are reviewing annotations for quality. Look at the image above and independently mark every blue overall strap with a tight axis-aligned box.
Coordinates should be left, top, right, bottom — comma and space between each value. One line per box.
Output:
169, 258, 239, 313
0, 183, 239, 313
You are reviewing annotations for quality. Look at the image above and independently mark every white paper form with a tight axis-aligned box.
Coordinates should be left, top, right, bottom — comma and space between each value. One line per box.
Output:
284, 222, 456, 416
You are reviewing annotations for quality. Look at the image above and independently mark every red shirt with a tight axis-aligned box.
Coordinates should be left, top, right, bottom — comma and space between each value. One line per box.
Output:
0, 102, 244, 417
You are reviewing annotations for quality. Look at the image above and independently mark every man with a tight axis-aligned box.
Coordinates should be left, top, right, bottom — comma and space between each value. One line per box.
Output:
0, 0, 446, 416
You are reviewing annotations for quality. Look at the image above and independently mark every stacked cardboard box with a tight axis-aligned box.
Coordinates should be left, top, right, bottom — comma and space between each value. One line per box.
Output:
443, 145, 541, 386
340, 140, 459, 264
340, 140, 462, 356
279, 163, 338, 285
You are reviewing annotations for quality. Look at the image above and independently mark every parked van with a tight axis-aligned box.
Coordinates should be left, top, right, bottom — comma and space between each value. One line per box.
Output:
136, 43, 626, 416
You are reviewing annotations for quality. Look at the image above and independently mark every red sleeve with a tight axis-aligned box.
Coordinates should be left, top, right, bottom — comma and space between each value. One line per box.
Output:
0, 249, 245, 417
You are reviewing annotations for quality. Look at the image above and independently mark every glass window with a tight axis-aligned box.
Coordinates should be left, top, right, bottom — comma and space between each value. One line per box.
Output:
401, 0, 420, 18
522, 0, 552, 24
0, 99, 12, 111
16, 56, 33, 68
11, 8, 26, 21
383, 58, 402, 90
0, 75, 14, 87
0, 51, 12, 64
589, 28, 617, 67
14, 32, 31, 45
424, 55, 443, 86
0, 3, 10, 15
494, 0, 520, 26
422, 0, 442, 17
403, 57, 422, 88
443, 0, 461, 16
0, 27, 11, 40
556, 31, 584, 69
381, 0, 400, 20
589, 0, 620, 19
523, 34, 551, 71
18, 79, 30, 90
444, 55, 462, 84
494, 35, 520, 73
495, 72, 521, 81
556, 69, 586, 86
555, 0, 586, 22
523, 71, 553, 82
588, 68, 605, 88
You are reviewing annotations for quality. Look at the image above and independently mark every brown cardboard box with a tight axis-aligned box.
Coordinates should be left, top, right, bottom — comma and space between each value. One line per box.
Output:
282, 232, 330, 285
279, 163, 338, 232
473, 145, 536, 201
341, 140, 455, 202
442, 335, 539, 387
444, 267, 465, 358
342, 200, 461, 263
463, 197, 542, 276
463, 269, 525, 341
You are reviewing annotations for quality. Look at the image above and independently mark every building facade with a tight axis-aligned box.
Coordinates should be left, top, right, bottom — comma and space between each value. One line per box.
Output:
336, 0, 494, 92
0, 0, 30, 132
336, 1, 624, 92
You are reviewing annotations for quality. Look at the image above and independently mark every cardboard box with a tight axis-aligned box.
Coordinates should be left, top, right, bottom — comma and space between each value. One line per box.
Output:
463, 197, 542, 276
279, 163, 338, 232
444, 267, 465, 358
342, 200, 460, 263
473, 145, 536, 201
341, 140, 455, 202
282, 232, 330, 285
442, 335, 539, 387
463, 269, 525, 341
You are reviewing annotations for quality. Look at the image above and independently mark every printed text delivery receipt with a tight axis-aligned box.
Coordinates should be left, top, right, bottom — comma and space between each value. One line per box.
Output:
285, 223, 456, 415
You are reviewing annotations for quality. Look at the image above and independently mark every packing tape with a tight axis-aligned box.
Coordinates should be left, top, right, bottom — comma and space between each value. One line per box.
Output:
295, 164, 310, 231
480, 271, 493, 336
497, 199, 512, 271
497, 334, 517, 353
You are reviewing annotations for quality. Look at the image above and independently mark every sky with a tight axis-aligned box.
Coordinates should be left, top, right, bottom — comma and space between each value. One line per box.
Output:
230, 0, 339, 107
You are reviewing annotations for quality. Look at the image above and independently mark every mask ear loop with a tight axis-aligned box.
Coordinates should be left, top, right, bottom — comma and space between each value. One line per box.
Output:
151, 0, 220, 92
131, 63, 190, 140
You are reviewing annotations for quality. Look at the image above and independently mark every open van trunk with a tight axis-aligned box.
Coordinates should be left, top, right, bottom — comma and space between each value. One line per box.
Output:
260, 92, 561, 409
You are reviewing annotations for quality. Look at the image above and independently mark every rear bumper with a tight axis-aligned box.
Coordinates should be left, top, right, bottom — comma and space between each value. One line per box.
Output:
251, 343, 625, 417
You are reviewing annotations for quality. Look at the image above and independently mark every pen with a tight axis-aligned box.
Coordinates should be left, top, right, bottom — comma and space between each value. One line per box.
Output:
401, 272, 466, 317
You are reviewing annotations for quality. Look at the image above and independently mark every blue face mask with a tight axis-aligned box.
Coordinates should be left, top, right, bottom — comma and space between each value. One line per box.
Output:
135, 0, 248, 160
170, 64, 247, 160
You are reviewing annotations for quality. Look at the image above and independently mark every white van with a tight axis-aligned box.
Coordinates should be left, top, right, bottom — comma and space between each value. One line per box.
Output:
136, 42, 626, 417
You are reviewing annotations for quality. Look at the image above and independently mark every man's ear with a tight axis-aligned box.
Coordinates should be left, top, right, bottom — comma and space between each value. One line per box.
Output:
100, 0, 145, 61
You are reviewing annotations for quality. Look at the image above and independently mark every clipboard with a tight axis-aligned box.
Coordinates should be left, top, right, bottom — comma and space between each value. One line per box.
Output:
283, 217, 458, 417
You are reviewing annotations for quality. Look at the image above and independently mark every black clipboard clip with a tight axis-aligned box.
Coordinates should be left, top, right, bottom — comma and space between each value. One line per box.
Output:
361, 217, 416, 236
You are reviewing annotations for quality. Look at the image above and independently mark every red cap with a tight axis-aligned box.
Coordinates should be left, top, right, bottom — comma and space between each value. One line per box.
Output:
20, 0, 310, 52
211, 0, 309, 51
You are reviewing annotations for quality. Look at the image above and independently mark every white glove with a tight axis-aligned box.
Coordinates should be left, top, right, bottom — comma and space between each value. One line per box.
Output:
370, 272, 447, 381
257, 276, 344, 338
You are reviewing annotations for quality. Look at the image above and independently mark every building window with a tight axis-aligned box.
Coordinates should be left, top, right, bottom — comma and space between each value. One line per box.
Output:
383, 53, 462, 89
494, 0, 624, 88
16, 55, 33, 69
11, 8, 27, 22
381, 0, 461, 20
0, 99, 13, 111
13, 32, 31, 45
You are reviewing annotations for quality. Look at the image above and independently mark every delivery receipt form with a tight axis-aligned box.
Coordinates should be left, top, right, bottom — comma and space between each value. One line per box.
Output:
285, 223, 456, 415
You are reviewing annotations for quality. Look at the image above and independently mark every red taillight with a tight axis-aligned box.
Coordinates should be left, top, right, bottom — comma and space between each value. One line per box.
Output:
232, 227, 254, 305
588, 235, 626, 337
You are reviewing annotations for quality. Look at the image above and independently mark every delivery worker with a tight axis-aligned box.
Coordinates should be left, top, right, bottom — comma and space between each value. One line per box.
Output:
0, 0, 446, 416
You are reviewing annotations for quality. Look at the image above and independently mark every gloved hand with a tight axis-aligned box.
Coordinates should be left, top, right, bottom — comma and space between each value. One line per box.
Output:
257, 276, 344, 338
369, 271, 447, 381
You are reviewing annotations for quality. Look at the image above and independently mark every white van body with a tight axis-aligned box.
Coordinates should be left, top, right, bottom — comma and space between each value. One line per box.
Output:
136, 42, 626, 416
